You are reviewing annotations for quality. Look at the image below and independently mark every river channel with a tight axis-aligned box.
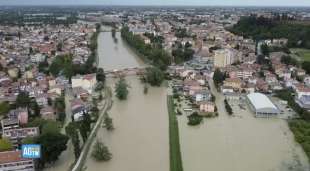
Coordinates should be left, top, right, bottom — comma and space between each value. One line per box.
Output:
84, 30, 169, 171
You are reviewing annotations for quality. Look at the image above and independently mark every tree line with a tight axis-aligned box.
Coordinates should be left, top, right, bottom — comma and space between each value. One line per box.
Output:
229, 16, 310, 49
121, 26, 171, 70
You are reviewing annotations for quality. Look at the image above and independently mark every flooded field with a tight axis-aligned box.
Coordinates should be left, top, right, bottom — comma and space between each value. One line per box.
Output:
178, 81, 310, 171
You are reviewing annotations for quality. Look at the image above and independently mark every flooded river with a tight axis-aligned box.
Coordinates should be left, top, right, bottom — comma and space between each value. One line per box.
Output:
85, 29, 309, 171
84, 31, 169, 171
97, 31, 145, 70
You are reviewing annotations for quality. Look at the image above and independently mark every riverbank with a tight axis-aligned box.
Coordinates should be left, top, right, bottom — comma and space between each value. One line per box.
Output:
167, 95, 183, 171
71, 87, 112, 171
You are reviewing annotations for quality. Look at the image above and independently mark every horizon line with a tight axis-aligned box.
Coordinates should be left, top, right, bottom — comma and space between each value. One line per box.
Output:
1, 5, 310, 8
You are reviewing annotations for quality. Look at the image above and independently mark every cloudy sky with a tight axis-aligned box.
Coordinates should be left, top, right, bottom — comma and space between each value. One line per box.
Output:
1, 0, 310, 6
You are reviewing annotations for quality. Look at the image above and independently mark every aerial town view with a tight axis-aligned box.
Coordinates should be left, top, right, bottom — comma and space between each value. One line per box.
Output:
0, 0, 310, 171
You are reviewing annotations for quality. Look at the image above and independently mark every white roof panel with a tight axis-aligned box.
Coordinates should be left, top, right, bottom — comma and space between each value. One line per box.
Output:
247, 93, 277, 110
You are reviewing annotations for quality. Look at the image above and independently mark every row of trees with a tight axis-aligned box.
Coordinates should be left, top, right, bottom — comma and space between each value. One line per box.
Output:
121, 26, 171, 70
65, 112, 92, 160
229, 16, 310, 49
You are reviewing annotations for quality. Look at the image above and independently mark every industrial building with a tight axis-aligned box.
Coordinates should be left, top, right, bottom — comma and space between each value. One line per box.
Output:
247, 93, 280, 117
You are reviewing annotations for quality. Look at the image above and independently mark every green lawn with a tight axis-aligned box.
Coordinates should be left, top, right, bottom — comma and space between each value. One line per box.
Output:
167, 96, 183, 171
290, 48, 310, 62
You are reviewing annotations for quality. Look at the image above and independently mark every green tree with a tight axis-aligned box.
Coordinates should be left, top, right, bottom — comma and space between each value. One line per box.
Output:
96, 68, 106, 83
261, 43, 270, 57
49, 54, 74, 79
187, 112, 203, 126
91, 139, 112, 161
21, 137, 36, 145
0, 102, 10, 116
145, 67, 165, 86
213, 68, 225, 88
16, 91, 31, 107
302, 61, 310, 74
115, 78, 129, 100
0, 138, 13, 152
36, 132, 69, 168
78, 112, 92, 143
104, 114, 114, 131
54, 96, 66, 122
65, 122, 81, 159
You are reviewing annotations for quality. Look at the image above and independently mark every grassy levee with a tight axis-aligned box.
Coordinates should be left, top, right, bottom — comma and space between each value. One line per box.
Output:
167, 95, 183, 171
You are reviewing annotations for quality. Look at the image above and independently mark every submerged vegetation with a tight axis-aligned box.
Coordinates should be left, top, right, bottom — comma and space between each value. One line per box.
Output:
187, 112, 203, 126
115, 77, 129, 100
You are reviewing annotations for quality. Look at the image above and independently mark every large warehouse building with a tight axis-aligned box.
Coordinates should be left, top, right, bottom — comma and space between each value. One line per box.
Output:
246, 93, 280, 117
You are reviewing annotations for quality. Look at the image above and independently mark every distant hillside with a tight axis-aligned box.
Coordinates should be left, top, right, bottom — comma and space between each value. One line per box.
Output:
228, 16, 310, 49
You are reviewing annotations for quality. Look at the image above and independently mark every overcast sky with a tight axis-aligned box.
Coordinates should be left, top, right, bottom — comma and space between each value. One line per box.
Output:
1, 0, 310, 6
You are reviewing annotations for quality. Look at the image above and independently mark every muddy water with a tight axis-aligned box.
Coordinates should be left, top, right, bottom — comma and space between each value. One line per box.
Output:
85, 31, 169, 171
97, 31, 145, 71
86, 29, 309, 171
178, 81, 310, 171
85, 76, 169, 171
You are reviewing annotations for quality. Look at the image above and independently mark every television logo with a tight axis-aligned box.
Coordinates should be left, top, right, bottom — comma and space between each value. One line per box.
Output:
21, 144, 41, 159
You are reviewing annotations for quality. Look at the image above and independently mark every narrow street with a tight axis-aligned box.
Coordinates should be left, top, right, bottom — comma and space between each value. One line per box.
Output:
45, 88, 75, 171
208, 79, 228, 118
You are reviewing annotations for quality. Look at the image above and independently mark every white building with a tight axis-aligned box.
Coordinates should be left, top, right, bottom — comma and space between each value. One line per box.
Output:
214, 48, 235, 67
71, 74, 97, 94
247, 93, 280, 117
30, 53, 46, 63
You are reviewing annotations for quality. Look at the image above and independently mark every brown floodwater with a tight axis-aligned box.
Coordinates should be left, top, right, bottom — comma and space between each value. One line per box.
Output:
178, 81, 310, 171
84, 30, 169, 171
85, 76, 169, 171
85, 29, 309, 171
97, 30, 145, 71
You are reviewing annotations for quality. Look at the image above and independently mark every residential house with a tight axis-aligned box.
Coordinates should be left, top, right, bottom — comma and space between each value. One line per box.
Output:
296, 68, 306, 77
304, 75, 310, 87
40, 106, 56, 120
296, 95, 310, 110
295, 85, 310, 99
72, 74, 97, 94
223, 78, 243, 91
1, 118, 19, 131
222, 86, 234, 94
199, 101, 215, 113
71, 99, 88, 121
2, 127, 39, 146
8, 108, 28, 125
0, 150, 35, 171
